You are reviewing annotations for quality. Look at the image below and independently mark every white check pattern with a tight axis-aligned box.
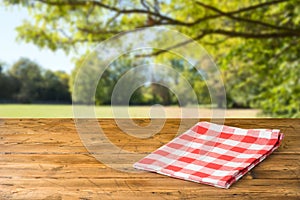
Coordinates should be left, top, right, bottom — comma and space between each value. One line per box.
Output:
134, 121, 283, 189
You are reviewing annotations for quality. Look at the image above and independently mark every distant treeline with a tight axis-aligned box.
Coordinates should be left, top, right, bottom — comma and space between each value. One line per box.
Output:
70, 56, 212, 107
1, 57, 212, 107
0, 58, 71, 103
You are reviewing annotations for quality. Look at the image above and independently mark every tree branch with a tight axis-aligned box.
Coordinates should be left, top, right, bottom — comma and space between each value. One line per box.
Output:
135, 29, 300, 57
34, 0, 300, 57
195, 1, 299, 32
105, 12, 121, 26
135, 32, 208, 57
180, 0, 288, 26
208, 29, 300, 38
140, 0, 151, 12
213, 0, 288, 15
77, 27, 120, 35
36, 0, 186, 26
36, 0, 293, 31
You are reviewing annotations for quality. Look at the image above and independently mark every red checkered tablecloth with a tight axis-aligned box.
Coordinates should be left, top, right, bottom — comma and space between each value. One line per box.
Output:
134, 121, 283, 188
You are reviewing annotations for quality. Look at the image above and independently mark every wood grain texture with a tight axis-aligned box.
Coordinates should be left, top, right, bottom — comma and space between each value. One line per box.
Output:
0, 119, 299, 200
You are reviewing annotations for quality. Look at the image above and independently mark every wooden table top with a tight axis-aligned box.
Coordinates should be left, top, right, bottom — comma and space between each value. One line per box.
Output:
0, 119, 299, 199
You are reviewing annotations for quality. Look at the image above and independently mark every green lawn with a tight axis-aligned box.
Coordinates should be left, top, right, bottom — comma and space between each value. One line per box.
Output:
0, 104, 260, 118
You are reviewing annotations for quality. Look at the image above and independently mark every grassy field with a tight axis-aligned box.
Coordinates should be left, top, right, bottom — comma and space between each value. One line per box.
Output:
0, 104, 261, 118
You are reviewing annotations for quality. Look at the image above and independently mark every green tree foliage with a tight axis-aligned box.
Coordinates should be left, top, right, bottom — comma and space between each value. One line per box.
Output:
71, 53, 150, 105
9, 58, 43, 102
0, 62, 19, 100
4, 0, 300, 116
70, 53, 209, 106
225, 37, 300, 117
0, 58, 71, 103
40, 70, 71, 102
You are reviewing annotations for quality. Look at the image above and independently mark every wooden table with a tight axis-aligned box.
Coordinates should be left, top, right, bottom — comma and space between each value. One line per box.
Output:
0, 119, 299, 199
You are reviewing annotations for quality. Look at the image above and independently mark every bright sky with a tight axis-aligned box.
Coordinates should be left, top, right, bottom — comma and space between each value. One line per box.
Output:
0, 6, 74, 73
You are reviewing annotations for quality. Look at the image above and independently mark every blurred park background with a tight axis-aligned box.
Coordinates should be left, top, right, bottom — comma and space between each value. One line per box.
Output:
0, 0, 299, 118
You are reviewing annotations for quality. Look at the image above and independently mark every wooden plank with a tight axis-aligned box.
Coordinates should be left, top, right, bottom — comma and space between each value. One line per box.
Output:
1, 177, 299, 191
1, 118, 300, 136
0, 154, 299, 179
1, 179, 299, 199
1, 136, 299, 154
1, 189, 300, 200
0, 119, 299, 199
1, 119, 299, 154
